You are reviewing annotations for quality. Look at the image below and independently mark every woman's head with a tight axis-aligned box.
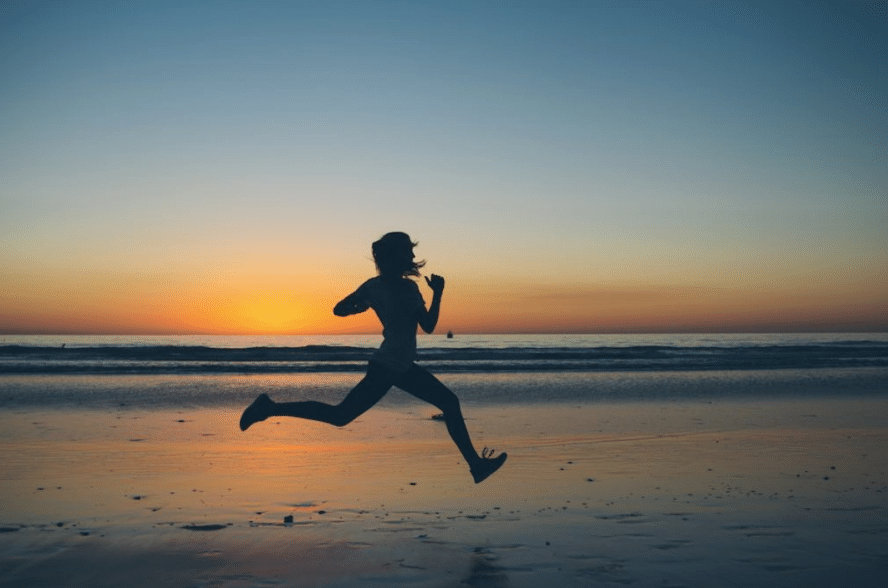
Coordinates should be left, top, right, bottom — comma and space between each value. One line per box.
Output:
372, 232, 425, 278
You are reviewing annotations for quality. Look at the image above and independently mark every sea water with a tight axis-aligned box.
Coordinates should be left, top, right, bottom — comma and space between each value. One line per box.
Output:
0, 333, 886, 409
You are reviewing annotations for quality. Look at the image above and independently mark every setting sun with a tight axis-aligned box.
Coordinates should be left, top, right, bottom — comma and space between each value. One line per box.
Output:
223, 293, 315, 334
195, 287, 332, 335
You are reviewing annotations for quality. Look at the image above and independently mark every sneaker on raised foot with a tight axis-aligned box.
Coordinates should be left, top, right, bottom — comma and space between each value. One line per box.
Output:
239, 393, 273, 431
471, 448, 507, 484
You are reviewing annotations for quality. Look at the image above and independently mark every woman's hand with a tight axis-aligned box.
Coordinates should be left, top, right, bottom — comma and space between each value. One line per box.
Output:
425, 274, 445, 295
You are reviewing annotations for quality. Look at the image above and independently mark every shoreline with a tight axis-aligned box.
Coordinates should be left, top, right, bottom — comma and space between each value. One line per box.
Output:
2, 367, 887, 411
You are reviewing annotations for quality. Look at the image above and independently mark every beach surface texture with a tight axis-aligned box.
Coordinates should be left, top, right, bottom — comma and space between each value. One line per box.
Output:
1, 334, 886, 587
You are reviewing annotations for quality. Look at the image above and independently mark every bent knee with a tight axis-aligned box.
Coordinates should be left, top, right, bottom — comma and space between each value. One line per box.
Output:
330, 414, 354, 427
435, 392, 462, 416
330, 406, 360, 427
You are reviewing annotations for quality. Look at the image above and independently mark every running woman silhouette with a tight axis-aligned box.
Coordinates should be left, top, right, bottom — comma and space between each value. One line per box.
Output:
240, 232, 507, 483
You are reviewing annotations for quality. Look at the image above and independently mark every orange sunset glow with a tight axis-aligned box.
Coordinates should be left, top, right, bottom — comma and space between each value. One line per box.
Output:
2, 262, 886, 335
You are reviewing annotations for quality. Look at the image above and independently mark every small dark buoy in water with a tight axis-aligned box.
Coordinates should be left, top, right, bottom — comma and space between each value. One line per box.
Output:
446, 330, 453, 339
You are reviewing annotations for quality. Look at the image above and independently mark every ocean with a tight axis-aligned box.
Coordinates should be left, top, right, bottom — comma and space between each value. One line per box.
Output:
1, 333, 886, 409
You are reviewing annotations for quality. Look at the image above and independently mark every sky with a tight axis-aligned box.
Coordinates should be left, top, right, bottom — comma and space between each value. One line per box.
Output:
1, 0, 886, 335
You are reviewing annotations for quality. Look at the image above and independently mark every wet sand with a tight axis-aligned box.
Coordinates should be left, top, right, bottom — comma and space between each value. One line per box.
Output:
1, 398, 886, 587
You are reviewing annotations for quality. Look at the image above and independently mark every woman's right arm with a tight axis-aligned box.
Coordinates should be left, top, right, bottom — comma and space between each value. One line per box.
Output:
333, 289, 370, 316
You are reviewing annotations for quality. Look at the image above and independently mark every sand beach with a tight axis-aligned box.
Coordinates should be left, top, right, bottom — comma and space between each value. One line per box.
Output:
1, 389, 886, 587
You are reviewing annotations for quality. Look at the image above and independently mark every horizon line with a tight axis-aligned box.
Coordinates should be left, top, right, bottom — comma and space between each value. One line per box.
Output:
3, 329, 888, 337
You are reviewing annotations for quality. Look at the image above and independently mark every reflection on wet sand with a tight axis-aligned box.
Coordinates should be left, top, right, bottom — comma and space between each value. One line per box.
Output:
1, 399, 886, 587
464, 548, 511, 587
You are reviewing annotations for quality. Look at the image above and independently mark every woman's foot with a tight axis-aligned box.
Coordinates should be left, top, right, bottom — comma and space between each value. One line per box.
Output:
470, 448, 507, 484
239, 393, 273, 431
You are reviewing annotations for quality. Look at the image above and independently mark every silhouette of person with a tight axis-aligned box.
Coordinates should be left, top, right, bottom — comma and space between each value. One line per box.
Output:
240, 232, 507, 483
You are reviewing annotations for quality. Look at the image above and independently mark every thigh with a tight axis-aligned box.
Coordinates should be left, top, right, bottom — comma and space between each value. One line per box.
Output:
394, 364, 460, 412
337, 362, 394, 416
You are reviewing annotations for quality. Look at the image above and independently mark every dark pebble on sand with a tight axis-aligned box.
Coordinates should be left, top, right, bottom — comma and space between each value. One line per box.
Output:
182, 524, 227, 532
317, 510, 326, 515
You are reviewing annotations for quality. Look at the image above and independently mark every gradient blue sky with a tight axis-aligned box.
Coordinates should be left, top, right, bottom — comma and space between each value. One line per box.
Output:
2, 0, 886, 333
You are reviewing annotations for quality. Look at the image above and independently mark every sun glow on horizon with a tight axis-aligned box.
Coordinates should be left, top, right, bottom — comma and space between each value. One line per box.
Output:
212, 293, 322, 334
1, 250, 887, 335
